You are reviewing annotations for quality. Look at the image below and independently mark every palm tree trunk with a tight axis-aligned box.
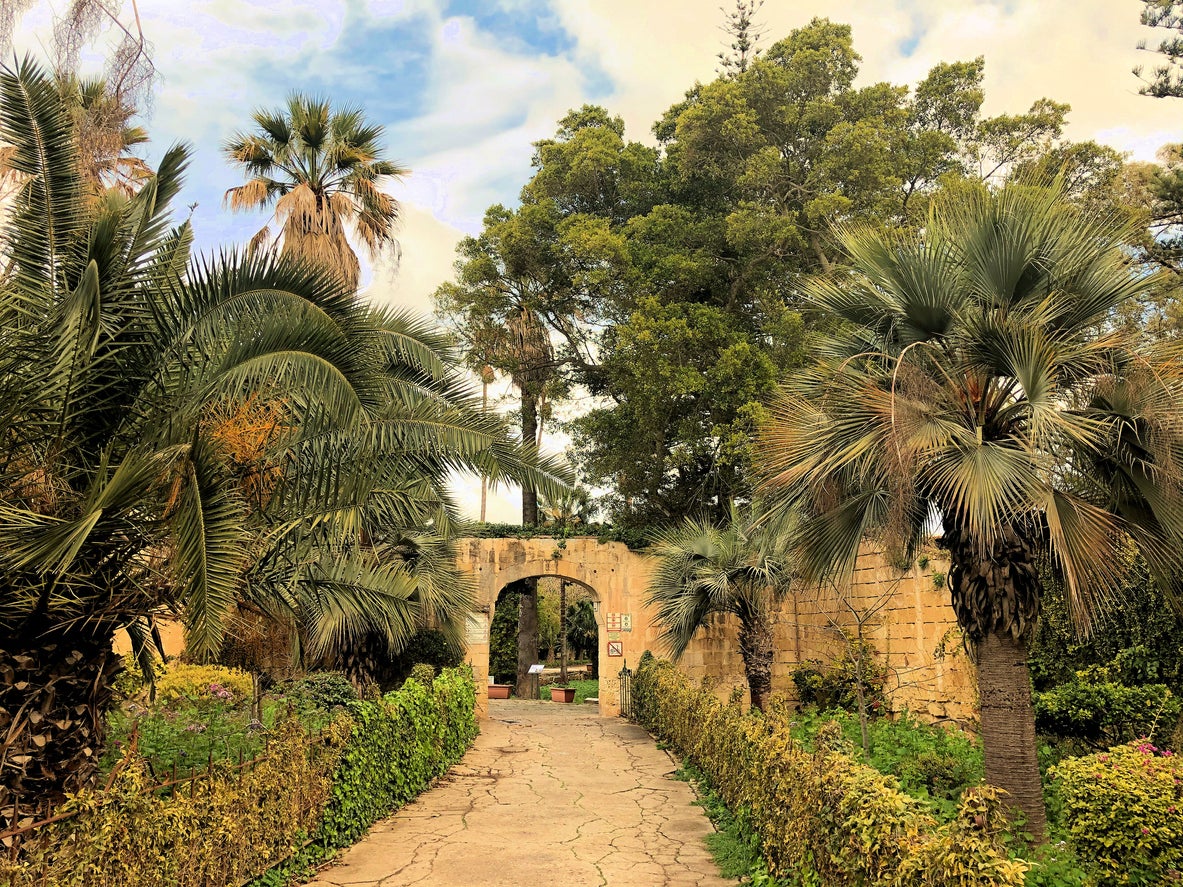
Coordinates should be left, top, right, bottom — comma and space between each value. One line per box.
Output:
738, 613, 774, 711
944, 520, 1046, 841
479, 377, 489, 522
515, 390, 540, 696
0, 621, 122, 827
514, 581, 539, 698
521, 390, 539, 526
976, 630, 1046, 840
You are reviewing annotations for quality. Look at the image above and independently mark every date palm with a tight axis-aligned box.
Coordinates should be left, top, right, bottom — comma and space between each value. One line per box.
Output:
0, 59, 565, 822
646, 506, 792, 710
758, 181, 1183, 838
224, 93, 406, 290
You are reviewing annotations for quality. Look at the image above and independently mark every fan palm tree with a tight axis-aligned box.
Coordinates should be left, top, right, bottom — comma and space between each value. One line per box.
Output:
646, 506, 792, 710
1, 73, 150, 201
758, 181, 1183, 838
0, 59, 566, 822
223, 93, 406, 291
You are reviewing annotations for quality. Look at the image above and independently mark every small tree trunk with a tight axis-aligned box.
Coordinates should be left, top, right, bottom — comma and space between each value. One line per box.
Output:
559, 580, 568, 685
739, 613, 774, 711
977, 630, 1047, 841
852, 626, 871, 756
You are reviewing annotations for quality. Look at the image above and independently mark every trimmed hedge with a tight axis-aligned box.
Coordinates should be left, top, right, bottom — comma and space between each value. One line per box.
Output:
1, 667, 477, 887
631, 657, 1027, 887
1050, 741, 1183, 886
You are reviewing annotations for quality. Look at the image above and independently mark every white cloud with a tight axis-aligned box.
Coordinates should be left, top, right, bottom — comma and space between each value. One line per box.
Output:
555, 0, 1181, 161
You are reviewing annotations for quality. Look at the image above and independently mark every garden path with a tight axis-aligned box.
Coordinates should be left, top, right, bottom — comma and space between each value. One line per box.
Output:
303, 699, 733, 887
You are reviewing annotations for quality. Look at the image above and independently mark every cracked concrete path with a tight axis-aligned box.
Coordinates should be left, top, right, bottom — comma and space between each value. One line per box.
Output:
304, 699, 734, 887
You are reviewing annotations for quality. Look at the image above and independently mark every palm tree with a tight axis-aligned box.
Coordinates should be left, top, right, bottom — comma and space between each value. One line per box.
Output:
758, 181, 1183, 838
0, 59, 566, 822
223, 93, 406, 290
1, 73, 150, 201
646, 507, 792, 710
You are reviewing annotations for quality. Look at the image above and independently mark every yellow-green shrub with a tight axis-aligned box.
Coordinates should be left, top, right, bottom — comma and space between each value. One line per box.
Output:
1050, 741, 1183, 885
631, 657, 1027, 887
0, 715, 346, 887
154, 663, 254, 706
1, 666, 479, 887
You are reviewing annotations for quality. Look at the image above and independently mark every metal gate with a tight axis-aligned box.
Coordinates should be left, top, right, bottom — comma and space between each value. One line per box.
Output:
617, 663, 633, 719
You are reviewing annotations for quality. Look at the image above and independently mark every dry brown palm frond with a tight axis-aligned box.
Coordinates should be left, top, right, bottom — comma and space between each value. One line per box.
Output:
246, 225, 272, 256
224, 177, 271, 212
328, 191, 356, 228
508, 306, 553, 390
10, 464, 65, 515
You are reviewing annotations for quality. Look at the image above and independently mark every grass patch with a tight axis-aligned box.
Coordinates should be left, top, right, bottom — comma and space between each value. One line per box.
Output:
673, 762, 788, 886
538, 678, 598, 703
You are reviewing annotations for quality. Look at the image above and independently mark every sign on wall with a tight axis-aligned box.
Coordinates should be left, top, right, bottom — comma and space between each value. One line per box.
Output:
606, 612, 632, 632
607, 641, 623, 657
464, 613, 489, 645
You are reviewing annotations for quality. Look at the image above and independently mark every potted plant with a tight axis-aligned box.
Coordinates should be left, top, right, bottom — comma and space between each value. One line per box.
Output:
550, 685, 576, 703
488, 683, 512, 699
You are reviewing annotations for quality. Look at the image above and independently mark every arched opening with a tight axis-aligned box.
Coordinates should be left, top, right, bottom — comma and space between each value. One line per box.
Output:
487, 574, 602, 711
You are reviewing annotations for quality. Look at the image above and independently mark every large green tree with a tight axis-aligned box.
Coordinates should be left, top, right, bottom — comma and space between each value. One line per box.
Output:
758, 181, 1183, 838
564, 20, 1091, 531
0, 59, 563, 823
435, 107, 632, 694
224, 93, 406, 290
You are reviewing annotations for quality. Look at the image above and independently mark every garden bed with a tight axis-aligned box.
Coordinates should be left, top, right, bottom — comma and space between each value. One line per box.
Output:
0, 664, 478, 887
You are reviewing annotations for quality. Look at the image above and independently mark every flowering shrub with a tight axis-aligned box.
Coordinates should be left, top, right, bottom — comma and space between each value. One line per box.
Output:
103, 664, 263, 773
631, 656, 1027, 886
1050, 741, 1183, 885
154, 663, 254, 707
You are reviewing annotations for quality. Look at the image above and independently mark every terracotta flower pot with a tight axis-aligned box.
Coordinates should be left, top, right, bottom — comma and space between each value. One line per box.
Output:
488, 684, 512, 699
550, 687, 576, 703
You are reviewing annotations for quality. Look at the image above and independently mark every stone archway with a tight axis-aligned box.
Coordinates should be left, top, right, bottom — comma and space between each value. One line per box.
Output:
454, 537, 660, 718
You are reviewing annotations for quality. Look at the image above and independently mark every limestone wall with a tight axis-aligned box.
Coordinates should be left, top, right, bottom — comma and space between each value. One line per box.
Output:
673, 551, 978, 726
455, 537, 978, 727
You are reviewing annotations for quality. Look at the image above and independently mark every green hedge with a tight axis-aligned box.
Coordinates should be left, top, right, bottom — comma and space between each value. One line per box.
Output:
459, 522, 652, 549
1, 667, 477, 887
1033, 667, 1180, 749
630, 656, 1027, 887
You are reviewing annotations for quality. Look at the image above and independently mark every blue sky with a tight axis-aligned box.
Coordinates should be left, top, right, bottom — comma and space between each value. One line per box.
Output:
8, 0, 1182, 519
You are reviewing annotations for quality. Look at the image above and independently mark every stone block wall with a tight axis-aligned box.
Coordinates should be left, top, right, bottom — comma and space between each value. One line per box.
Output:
676, 549, 978, 726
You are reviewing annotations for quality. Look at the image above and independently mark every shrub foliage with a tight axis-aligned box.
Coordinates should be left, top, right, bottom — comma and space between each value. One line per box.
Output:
1050, 741, 1183, 886
0, 667, 477, 887
630, 656, 1027, 886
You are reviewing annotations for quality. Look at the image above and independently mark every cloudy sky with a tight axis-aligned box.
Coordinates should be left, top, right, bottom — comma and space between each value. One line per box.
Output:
9, 0, 1182, 520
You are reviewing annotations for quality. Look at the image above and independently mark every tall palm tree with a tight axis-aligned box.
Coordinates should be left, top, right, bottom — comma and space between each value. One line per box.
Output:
646, 507, 792, 710
758, 181, 1183, 838
223, 93, 406, 290
0, 59, 566, 823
